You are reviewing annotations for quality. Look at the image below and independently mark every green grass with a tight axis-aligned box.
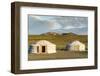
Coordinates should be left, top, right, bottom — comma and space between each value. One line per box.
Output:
28, 34, 88, 60
28, 51, 88, 61
28, 35, 88, 49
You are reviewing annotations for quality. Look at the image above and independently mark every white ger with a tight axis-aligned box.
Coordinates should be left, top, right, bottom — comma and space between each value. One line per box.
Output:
30, 40, 56, 54
66, 40, 86, 51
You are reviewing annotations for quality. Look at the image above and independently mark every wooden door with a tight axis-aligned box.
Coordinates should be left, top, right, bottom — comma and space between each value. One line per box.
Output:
42, 46, 46, 53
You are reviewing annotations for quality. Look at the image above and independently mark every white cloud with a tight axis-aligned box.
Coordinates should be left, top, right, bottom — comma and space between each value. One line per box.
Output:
30, 15, 62, 30
64, 26, 75, 29
50, 21, 62, 30
64, 25, 86, 30
78, 26, 86, 28
31, 15, 43, 20
30, 15, 54, 21
29, 15, 88, 35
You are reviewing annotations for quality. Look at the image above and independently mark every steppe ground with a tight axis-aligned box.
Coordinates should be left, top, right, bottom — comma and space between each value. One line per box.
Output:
28, 34, 88, 60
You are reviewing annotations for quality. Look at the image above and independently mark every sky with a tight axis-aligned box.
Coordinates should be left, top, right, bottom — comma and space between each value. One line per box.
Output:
28, 15, 88, 35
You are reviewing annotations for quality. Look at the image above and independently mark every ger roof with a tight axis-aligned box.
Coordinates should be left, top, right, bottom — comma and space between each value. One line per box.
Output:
32, 40, 56, 46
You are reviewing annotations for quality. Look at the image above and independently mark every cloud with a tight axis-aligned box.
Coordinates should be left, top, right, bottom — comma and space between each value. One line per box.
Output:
31, 15, 41, 19
64, 25, 87, 30
31, 15, 62, 29
52, 27, 88, 35
64, 26, 75, 29
28, 15, 88, 35
30, 15, 55, 21
28, 15, 62, 34
49, 21, 62, 30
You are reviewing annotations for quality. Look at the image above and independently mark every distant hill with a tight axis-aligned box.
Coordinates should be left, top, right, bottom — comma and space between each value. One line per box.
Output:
62, 32, 77, 36
41, 32, 78, 36
41, 32, 61, 35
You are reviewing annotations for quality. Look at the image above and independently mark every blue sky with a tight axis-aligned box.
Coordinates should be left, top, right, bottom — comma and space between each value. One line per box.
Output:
28, 15, 88, 35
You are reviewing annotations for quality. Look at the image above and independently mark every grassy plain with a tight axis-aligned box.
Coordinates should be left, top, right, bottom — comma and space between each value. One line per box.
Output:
28, 34, 88, 60
28, 51, 88, 60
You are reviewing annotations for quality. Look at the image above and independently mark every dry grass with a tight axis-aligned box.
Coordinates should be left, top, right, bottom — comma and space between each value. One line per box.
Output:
28, 35, 88, 60
28, 51, 88, 61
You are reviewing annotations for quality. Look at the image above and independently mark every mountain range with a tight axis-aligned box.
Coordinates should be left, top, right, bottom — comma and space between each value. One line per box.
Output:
41, 32, 78, 36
